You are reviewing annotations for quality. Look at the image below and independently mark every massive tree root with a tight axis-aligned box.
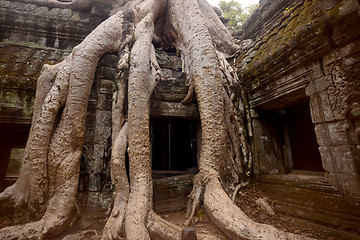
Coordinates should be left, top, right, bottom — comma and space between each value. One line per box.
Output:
0, 0, 314, 239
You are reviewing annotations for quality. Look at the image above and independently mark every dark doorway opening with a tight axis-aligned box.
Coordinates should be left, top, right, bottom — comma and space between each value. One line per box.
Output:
0, 124, 30, 191
285, 101, 324, 172
151, 118, 197, 175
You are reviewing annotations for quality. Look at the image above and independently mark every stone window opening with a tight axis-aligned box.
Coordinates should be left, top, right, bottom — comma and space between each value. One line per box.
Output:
254, 100, 324, 176
284, 101, 324, 174
150, 118, 198, 179
0, 124, 30, 191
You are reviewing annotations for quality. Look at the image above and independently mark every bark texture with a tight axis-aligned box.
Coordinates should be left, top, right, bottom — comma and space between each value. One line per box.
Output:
0, 0, 314, 239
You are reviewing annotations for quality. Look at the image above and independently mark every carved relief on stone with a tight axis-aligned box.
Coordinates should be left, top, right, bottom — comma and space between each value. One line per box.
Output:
324, 52, 360, 121
346, 93, 360, 150
326, 61, 348, 119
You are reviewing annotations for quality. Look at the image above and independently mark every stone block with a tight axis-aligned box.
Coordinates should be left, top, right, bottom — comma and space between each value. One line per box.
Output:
305, 79, 316, 96
314, 77, 332, 93
97, 99, 112, 111
100, 54, 118, 66
332, 145, 358, 173
87, 99, 97, 111
336, 173, 360, 194
160, 69, 174, 80
319, 147, 335, 172
309, 94, 326, 124
96, 94, 112, 111
327, 120, 352, 145
94, 111, 112, 140
88, 173, 101, 192
319, 91, 335, 122
323, 39, 360, 75
169, 55, 182, 70
99, 79, 113, 95
100, 67, 116, 79
85, 157, 95, 174
172, 70, 183, 79
314, 124, 330, 146
150, 100, 199, 119
181, 227, 197, 240
325, 172, 341, 191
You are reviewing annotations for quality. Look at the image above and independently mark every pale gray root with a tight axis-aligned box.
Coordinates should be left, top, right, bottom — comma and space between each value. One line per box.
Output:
43, 8, 130, 237
184, 174, 203, 226
180, 48, 195, 104
0, 63, 60, 214
169, 0, 228, 181
219, 79, 244, 185
222, 89, 243, 176
204, 178, 314, 240
102, 45, 132, 239
169, 0, 228, 227
112, 45, 132, 136
255, 197, 275, 216
217, 49, 253, 178
0, 8, 129, 240
147, 210, 220, 240
0, 149, 82, 240
181, 81, 195, 104
124, 1, 165, 239
196, 0, 240, 56
231, 182, 248, 202
102, 123, 129, 240
169, 1, 313, 240
27, 57, 72, 215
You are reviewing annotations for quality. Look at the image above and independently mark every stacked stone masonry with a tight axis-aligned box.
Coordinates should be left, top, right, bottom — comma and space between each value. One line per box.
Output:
0, 0, 198, 212
237, 0, 360, 204
0, 0, 360, 236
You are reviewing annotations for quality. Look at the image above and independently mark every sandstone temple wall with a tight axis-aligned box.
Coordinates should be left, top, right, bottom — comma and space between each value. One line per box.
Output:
236, 0, 360, 204
1, 0, 360, 230
0, 0, 198, 213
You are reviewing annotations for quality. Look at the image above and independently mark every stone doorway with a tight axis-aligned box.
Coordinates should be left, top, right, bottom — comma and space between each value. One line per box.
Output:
0, 124, 30, 191
285, 101, 324, 172
150, 118, 197, 177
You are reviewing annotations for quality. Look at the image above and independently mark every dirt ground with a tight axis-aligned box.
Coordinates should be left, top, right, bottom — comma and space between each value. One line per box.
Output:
157, 186, 326, 240
158, 186, 357, 240
0, 186, 356, 239
233, 187, 326, 239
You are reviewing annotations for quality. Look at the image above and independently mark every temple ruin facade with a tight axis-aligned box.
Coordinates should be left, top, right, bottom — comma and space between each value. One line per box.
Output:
0, 0, 359, 238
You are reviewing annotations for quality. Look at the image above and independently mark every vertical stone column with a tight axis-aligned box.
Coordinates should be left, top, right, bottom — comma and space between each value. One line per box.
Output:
306, 40, 360, 204
83, 53, 118, 194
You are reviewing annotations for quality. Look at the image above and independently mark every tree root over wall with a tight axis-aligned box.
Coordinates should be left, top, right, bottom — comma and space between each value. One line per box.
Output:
0, 0, 313, 239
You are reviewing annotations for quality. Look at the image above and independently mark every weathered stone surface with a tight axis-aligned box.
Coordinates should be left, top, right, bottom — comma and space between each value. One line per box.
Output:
318, 147, 335, 172
257, 174, 360, 237
332, 145, 358, 174
0, 44, 68, 125
181, 227, 197, 240
336, 172, 360, 193
151, 100, 199, 119
327, 121, 352, 145
238, 0, 360, 208
81, 53, 117, 192
153, 174, 194, 213
0, 0, 107, 50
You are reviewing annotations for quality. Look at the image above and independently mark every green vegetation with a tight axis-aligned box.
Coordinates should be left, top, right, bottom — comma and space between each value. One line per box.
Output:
218, 0, 259, 31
